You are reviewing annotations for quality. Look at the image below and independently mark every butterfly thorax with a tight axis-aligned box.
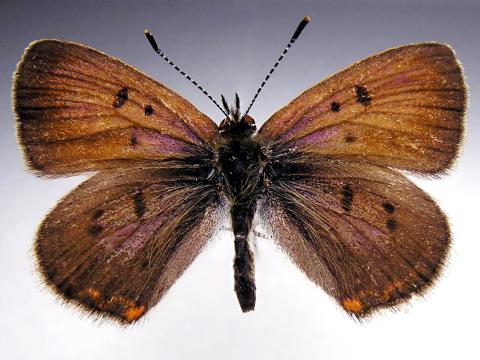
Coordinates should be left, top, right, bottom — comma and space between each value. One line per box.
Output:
217, 113, 265, 201
217, 139, 264, 199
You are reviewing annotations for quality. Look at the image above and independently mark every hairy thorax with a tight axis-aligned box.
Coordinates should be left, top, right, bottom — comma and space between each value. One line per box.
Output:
217, 137, 265, 206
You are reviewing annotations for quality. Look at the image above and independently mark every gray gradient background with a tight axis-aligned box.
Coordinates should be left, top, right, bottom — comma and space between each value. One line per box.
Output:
0, 0, 478, 359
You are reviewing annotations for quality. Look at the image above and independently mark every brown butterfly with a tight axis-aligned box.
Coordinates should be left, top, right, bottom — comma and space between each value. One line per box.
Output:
12, 16, 466, 324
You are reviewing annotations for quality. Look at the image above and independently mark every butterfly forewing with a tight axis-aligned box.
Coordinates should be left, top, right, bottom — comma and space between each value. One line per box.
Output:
13, 40, 218, 176
36, 165, 224, 323
261, 155, 450, 317
257, 43, 466, 174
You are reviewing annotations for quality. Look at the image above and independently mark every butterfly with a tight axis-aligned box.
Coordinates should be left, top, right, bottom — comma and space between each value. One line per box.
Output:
12, 16, 466, 324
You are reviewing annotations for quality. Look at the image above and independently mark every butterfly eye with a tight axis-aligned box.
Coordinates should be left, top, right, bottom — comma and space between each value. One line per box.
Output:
243, 115, 255, 126
243, 115, 257, 132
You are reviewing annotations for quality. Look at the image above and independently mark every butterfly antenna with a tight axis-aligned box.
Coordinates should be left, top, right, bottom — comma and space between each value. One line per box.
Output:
144, 29, 228, 117
243, 16, 310, 117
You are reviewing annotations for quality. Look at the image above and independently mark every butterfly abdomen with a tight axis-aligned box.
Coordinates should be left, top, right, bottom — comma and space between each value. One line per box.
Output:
232, 206, 256, 312
230, 201, 257, 313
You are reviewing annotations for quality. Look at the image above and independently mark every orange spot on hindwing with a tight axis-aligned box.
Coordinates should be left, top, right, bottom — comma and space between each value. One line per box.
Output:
85, 288, 101, 299
343, 298, 363, 313
124, 305, 145, 322
77, 287, 145, 321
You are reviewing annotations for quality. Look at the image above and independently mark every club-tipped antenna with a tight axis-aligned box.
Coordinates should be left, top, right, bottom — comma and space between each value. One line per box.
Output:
243, 16, 310, 117
144, 29, 228, 117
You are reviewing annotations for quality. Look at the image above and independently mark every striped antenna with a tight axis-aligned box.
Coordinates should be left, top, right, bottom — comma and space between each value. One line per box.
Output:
243, 16, 310, 117
144, 29, 228, 117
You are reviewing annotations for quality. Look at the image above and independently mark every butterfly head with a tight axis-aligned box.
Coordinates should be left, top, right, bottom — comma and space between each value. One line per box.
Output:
219, 93, 256, 139
219, 114, 256, 139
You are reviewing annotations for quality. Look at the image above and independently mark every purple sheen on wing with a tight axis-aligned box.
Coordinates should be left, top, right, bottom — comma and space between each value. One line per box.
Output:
143, 105, 203, 145
277, 89, 349, 143
166, 115, 203, 144
196, 118, 216, 137
313, 192, 345, 212
118, 217, 163, 258
99, 223, 139, 251
291, 126, 340, 148
279, 109, 326, 142
133, 128, 192, 154
97, 217, 164, 260
344, 217, 389, 250
275, 66, 426, 144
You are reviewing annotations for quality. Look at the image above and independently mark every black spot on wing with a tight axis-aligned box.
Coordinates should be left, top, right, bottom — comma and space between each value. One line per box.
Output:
113, 87, 129, 108
341, 184, 353, 212
133, 191, 146, 218
331, 101, 341, 112
354, 85, 371, 105
89, 224, 103, 236
344, 134, 356, 143
386, 219, 397, 231
382, 202, 395, 213
144, 104, 154, 116
64, 285, 76, 298
92, 209, 104, 220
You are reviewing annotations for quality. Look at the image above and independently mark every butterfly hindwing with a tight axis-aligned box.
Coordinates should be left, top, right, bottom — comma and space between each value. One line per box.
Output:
36, 164, 223, 323
13, 40, 218, 176
257, 43, 466, 174
261, 155, 450, 317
